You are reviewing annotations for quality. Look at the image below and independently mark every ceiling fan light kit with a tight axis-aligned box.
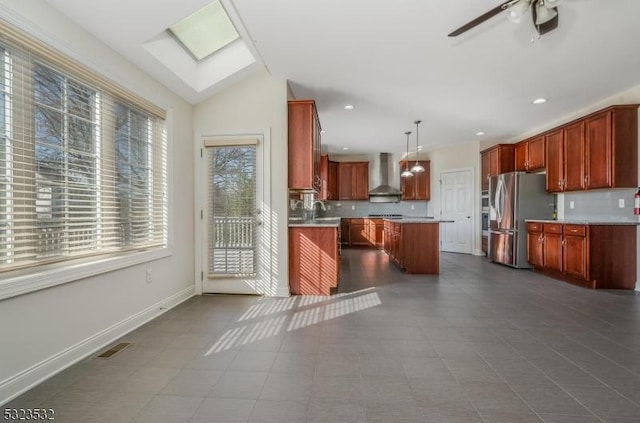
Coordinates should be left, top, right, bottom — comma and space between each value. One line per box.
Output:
448, 0, 561, 38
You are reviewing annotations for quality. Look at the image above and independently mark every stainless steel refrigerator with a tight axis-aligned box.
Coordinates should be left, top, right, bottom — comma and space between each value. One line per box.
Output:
488, 172, 553, 268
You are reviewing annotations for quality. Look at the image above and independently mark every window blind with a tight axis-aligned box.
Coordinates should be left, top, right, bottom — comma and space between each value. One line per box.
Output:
0, 22, 167, 273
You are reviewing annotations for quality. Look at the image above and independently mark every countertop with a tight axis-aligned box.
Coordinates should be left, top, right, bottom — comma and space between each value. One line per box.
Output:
288, 217, 341, 227
384, 217, 453, 224
525, 219, 639, 226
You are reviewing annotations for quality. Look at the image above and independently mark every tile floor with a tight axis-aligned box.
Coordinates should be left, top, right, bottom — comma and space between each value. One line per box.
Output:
7, 249, 640, 422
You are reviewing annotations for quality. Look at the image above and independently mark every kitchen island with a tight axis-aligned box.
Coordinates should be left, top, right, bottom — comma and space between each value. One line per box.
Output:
383, 218, 449, 274
288, 218, 341, 295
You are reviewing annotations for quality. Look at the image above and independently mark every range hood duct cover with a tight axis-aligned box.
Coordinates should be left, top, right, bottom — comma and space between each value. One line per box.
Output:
369, 153, 402, 203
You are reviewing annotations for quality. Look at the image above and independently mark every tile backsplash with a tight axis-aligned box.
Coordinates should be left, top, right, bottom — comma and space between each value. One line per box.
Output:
562, 188, 638, 221
288, 195, 430, 219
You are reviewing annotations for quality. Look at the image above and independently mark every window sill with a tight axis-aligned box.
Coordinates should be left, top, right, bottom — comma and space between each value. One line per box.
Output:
0, 248, 172, 301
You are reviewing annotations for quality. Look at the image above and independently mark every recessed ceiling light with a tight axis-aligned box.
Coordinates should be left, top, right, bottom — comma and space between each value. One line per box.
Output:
343, 147, 349, 150
344, 104, 354, 110
476, 131, 485, 136
533, 98, 548, 105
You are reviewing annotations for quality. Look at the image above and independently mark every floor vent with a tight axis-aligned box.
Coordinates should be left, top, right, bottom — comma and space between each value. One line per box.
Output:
96, 342, 132, 359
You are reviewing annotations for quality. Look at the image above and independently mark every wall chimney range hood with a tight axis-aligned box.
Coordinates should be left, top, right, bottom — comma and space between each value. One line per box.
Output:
369, 153, 402, 203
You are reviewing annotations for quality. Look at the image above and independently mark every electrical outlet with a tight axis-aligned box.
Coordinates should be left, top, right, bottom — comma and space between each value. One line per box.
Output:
569, 201, 575, 209
411, 205, 415, 210
146, 268, 152, 284
351, 205, 356, 210
619, 198, 625, 208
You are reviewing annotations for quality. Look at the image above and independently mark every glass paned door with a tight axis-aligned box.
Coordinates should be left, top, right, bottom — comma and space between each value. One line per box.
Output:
203, 136, 265, 295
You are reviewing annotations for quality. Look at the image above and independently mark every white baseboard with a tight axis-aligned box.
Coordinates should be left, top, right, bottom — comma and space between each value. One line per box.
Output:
275, 286, 291, 297
0, 286, 195, 406
472, 249, 486, 256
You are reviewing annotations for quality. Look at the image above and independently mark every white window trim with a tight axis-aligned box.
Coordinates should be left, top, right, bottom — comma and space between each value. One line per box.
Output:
0, 247, 172, 301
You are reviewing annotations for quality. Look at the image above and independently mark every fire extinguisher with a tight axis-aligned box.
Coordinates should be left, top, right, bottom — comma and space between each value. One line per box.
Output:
635, 188, 640, 215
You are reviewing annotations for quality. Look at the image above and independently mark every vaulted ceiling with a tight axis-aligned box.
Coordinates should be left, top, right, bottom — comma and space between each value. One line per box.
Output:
43, 0, 640, 154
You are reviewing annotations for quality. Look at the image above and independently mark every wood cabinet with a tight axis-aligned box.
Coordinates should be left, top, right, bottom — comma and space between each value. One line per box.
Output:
289, 226, 339, 295
399, 160, 431, 200
288, 100, 321, 192
585, 107, 637, 189
341, 218, 384, 249
525, 222, 544, 268
526, 222, 636, 289
515, 136, 545, 172
319, 155, 339, 200
480, 144, 515, 191
337, 161, 369, 200
542, 223, 563, 272
562, 225, 588, 280
383, 221, 440, 274
545, 105, 638, 192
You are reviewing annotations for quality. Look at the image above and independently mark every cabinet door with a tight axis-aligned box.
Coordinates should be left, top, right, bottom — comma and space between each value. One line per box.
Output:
563, 235, 588, 279
585, 111, 612, 189
527, 226, 544, 268
527, 136, 545, 171
338, 163, 353, 200
515, 142, 528, 171
415, 161, 430, 200
328, 160, 338, 200
563, 120, 586, 191
350, 221, 368, 246
481, 151, 490, 191
340, 219, 351, 246
399, 161, 416, 200
318, 155, 329, 200
488, 148, 499, 178
562, 225, 588, 280
543, 232, 563, 272
352, 162, 369, 200
545, 129, 564, 192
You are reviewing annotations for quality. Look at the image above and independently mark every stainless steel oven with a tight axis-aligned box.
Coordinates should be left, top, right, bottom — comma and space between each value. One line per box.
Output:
481, 191, 489, 236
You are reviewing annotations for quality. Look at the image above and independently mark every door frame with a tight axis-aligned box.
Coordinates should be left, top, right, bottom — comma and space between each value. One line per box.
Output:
438, 167, 476, 255
194, 128, 272, 295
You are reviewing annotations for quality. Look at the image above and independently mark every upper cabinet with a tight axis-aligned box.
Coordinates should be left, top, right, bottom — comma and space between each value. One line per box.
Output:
399, 160, 431, 200
338, 161, 369, 200
319, 155, 339, 200
545, 105, 638, 192
480, 144, 515, 191
515, 135, 545, 172
585, 107, 637, 189
288, 100, 321, 192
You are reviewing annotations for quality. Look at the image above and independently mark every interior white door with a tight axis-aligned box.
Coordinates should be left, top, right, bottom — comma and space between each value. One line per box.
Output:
202, 135, 267, 295
440, 169, 473, 254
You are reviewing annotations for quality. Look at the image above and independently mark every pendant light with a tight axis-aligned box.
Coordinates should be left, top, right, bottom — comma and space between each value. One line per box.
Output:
401, 131, 414, 178
410, 120, 425, 173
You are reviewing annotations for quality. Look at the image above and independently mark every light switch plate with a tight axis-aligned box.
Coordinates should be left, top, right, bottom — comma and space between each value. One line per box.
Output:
619, 198, 625, 208
569, 201, 575, 209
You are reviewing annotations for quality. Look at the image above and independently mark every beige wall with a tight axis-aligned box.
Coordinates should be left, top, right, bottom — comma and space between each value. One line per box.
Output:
193, 69, 290, 296
0, 0, 195, 404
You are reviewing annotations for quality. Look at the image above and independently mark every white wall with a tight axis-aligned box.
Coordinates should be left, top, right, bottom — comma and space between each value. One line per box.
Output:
426, 142, 483, 254
193, 69, 290, 297
0, 1, 195, 404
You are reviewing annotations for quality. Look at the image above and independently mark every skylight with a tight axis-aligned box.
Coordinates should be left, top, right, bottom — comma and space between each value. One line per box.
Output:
168, 1, 239, 61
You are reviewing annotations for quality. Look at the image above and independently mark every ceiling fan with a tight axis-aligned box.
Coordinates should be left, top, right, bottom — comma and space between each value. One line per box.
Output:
448, 0, 562, 37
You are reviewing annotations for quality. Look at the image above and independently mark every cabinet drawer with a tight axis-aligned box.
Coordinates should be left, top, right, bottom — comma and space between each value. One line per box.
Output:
527, 222, 542, 232
543, 223, 562, 234
563, 224, 586, 237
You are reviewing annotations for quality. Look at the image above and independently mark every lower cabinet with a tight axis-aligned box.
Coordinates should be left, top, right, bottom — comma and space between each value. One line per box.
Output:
289, 226, 339, 295
341, 218, 384, 249
526, 222, 636, 289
